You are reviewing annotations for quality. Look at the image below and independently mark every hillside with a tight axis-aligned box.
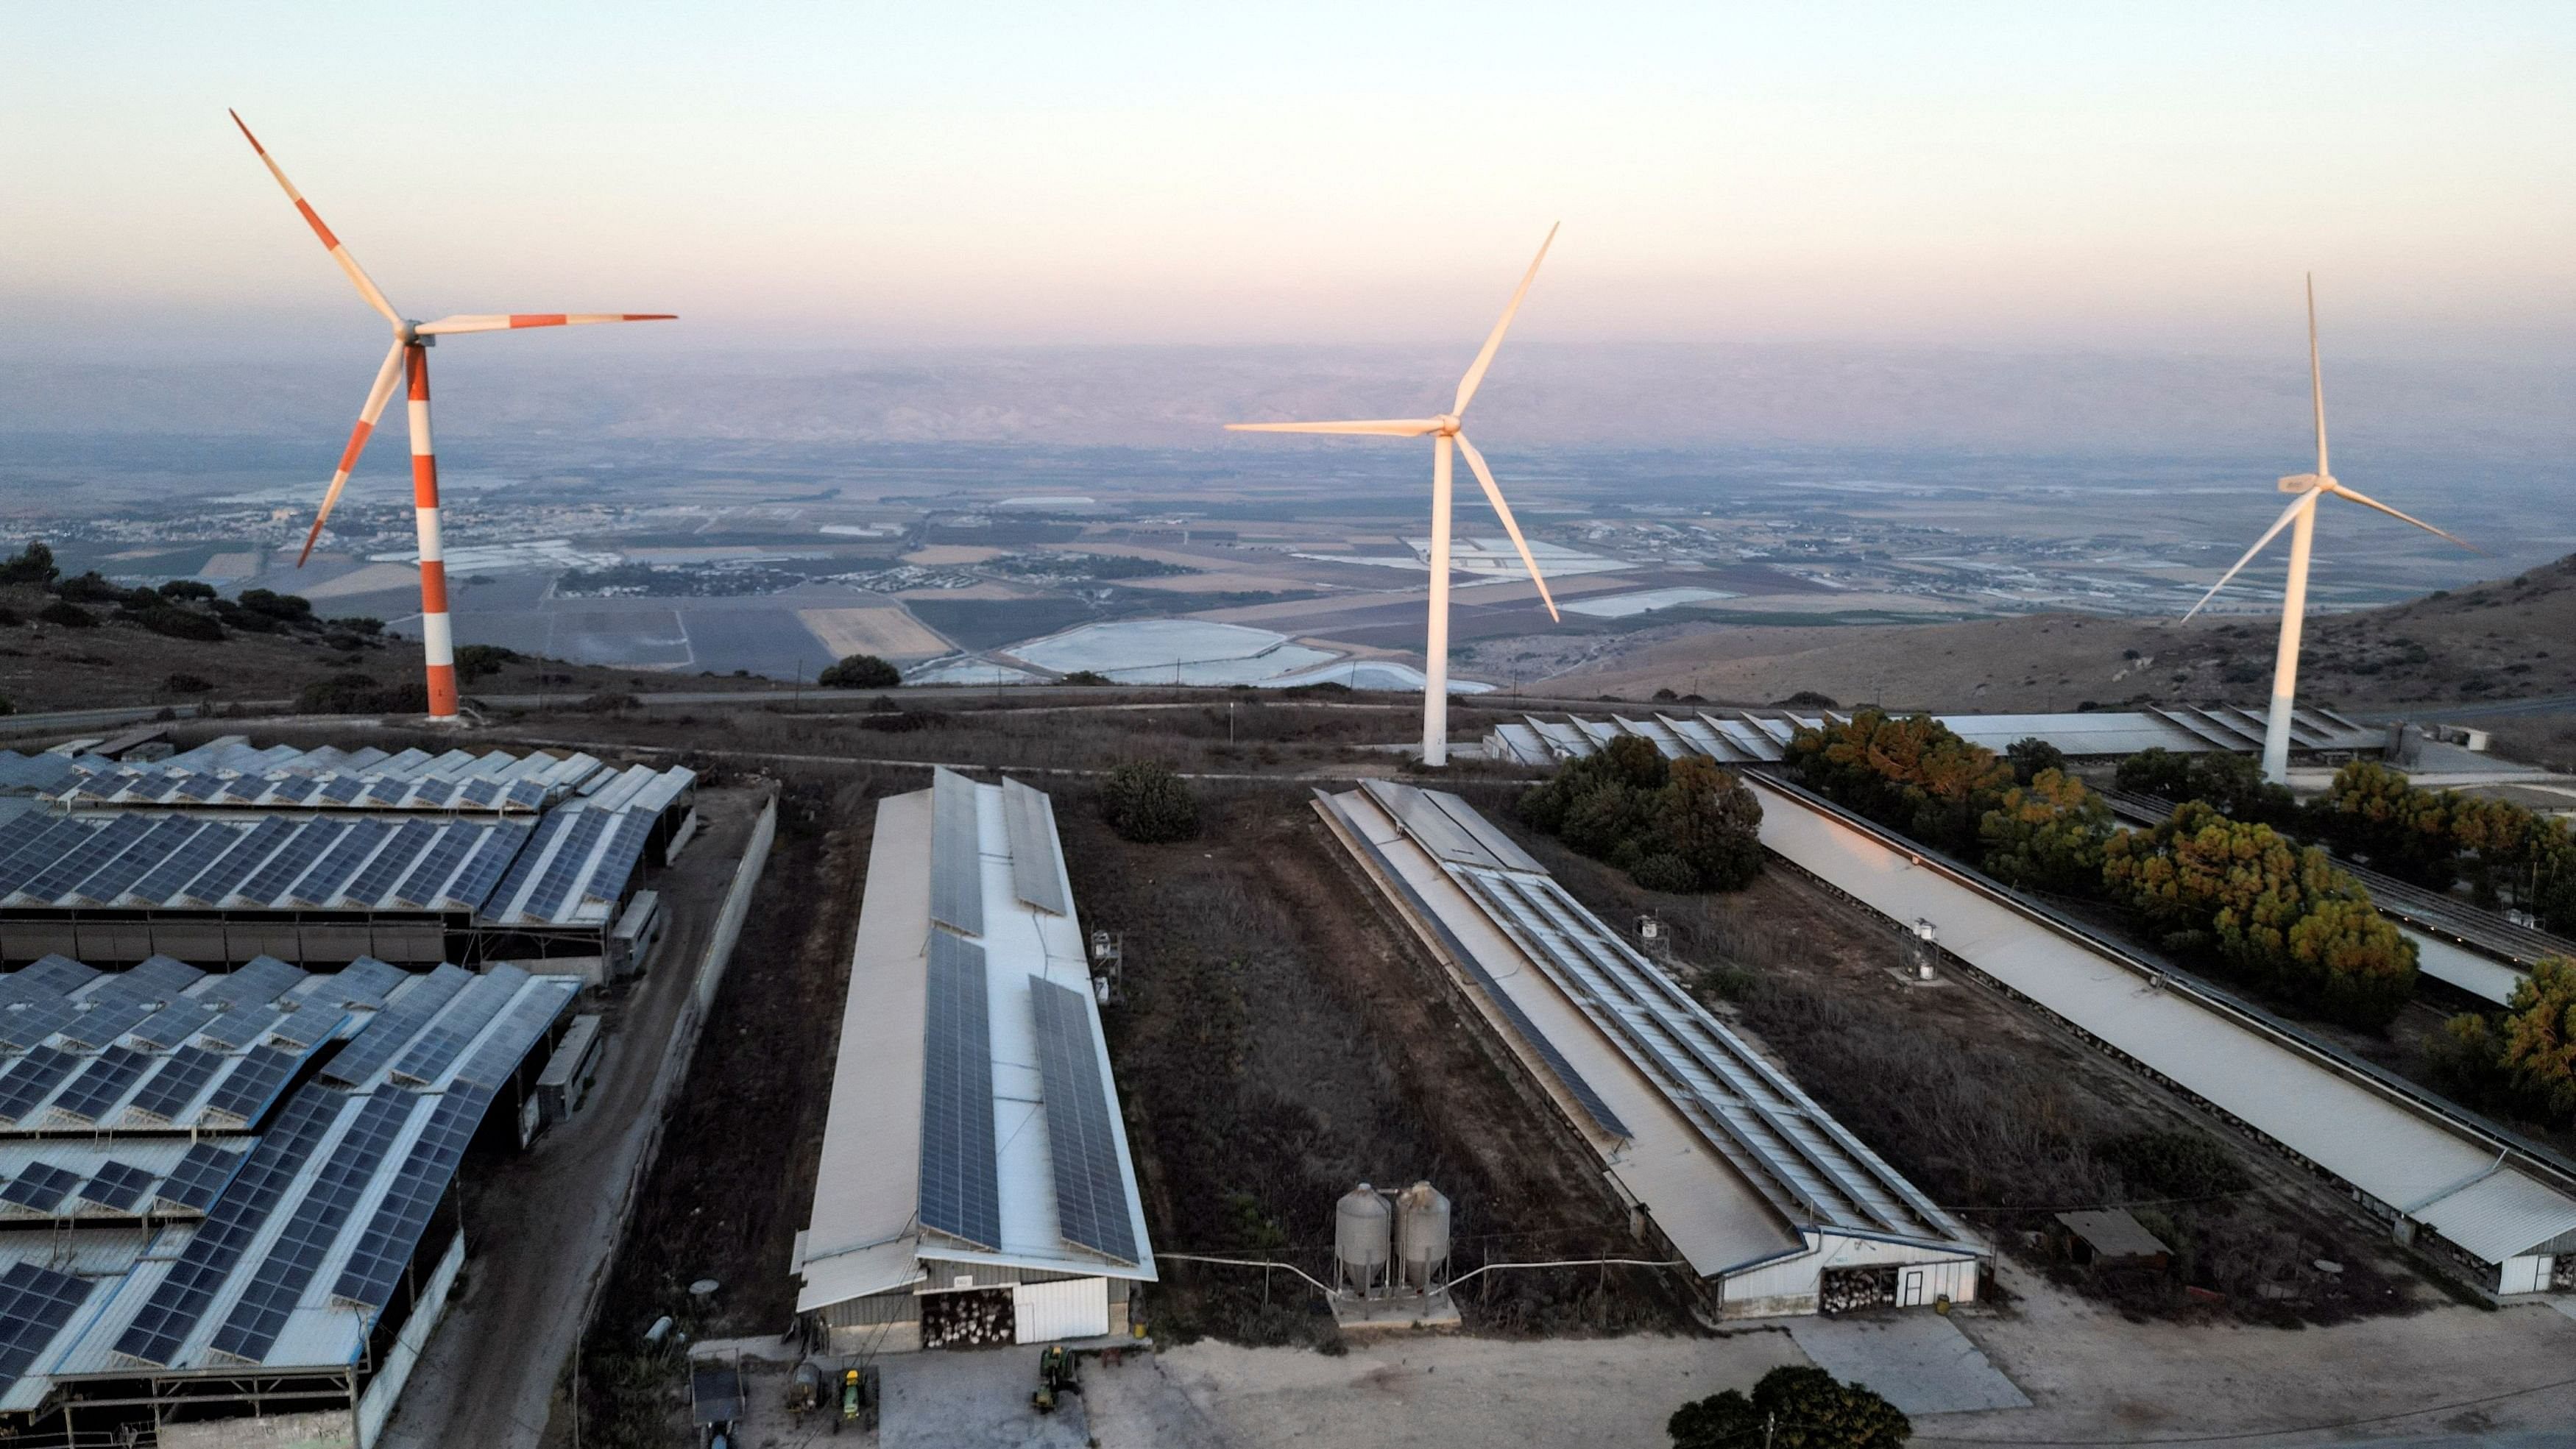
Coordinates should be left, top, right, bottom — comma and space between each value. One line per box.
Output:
1552, 552, 2576, 718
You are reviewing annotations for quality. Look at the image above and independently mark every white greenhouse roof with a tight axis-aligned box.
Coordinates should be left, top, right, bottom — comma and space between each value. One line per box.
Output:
797, 770, 1154, 1314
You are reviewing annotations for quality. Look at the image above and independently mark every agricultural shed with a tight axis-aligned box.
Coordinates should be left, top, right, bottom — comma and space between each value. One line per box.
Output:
1483, 705, 2382, 768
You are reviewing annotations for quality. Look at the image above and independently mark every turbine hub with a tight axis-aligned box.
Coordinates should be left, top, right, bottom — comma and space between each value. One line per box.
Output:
1434, 414, 1462, 435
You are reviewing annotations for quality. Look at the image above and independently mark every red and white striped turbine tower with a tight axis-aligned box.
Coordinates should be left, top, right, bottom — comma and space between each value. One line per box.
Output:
230, 110, 673, 723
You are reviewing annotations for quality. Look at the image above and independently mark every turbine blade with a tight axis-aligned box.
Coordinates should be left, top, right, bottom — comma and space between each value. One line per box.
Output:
2322, 482, 2482, 553
229, 110, 400, 325
1453, 432, 1558, 621
2306, 273, 2328, 480
2182, 490, 2318, 622
414, 313, 678, 336
1223, 419, 1444, 436
299, 341, 408, 566
1452, 222, 1560, 416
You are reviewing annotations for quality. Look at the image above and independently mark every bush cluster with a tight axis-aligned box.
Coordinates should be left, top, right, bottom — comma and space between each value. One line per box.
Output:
818, 653, 901, 689
2431, 957, 2576, 1128
2115, 747, 2299, 829
1097, 760, 1200, 843
1516, 735, 1764, 893
1783, 711, 2013, 857
2310, 761, 2576, 926
2103, 801, 2417, 1028
1669, 1366, 1910, 1449
297, 672, 430, 715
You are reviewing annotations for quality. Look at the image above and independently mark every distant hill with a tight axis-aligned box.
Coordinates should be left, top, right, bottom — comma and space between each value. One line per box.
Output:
1552, 551, 2576, 717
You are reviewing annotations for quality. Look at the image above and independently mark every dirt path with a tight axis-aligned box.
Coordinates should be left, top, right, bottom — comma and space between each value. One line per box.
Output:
376, 790, 766, 1449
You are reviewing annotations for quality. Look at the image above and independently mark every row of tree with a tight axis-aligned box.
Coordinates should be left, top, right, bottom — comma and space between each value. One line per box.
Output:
2432, 957, 2576, 1128
1790, 712, 2418, 1030
1516, 734, 1766, 893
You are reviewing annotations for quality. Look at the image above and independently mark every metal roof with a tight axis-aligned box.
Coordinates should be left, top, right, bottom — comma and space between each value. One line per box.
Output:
0, 740, 620, 816
797, 770, 1154, 1312
1335, 781, 1977, 1266
1486, 707, 2385, 768
0, 957, 573, 1407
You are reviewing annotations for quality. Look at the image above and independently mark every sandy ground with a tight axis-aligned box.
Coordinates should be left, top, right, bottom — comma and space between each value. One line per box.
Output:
797, 605, 952, 659
375, 793, 766, 1449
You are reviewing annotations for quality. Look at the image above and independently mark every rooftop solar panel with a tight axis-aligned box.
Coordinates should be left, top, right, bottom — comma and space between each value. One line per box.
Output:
483, 811, 573, 920
51, 1047, 152, 1121
516, 809, 611, 922
282, 818, 393, 907
199, 957, 307, 1011
0, 1049, 77, 1122
126, 1046, 224, 1121
199, 1045, 297, 1125
409, 779, 458, 810
0, 817, 93, 896
303, 957, 404, 1011
124, 820, 237, 904
0, 1162, 83, 1213
77, 1159, 160, 1214
1028, 979, 1139, 1262
339, 819, 437, 907
0, 1002, 79, 1056
386, 823, 478, 910
442, 822, 531, 912
174, 817, 294, 906
929, 770, 985, 938
232, 819, 354, 906
121, 956, 206, 1000
448, 981, 572, 1091
158, 1141, 247, 1213
65, 815, 202, 904
319, 965, 472, 1089
57, 999, 157, 1053
2, 956, 97, 1003
1002, 779, 1069, 916
212, 1090, 421, 1361
127, 1000, 219, 1052
458, 778, 500, 809
14, 814, 154, 903
578, 812, 657, 907
0, 1261, 96, 1394
331, 1083, 486, 1310
918, 931, 1001, 1251
195, 1007, 285, 1055
115, 1090, 341, 1367
387, 972, 520, 1088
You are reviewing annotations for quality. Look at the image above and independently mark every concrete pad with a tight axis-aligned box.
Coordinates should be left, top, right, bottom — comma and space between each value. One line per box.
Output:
880, 1345, 1093, 1449
1786, 1313, 2031, 1415
2551, 1296, 2576, 1327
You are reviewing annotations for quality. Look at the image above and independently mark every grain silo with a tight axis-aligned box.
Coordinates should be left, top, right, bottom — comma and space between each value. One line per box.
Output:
1334, 1183, 1392, 1300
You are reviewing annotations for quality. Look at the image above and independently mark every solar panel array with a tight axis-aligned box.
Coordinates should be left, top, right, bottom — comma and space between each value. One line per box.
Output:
918, 932, 1001, 1251
8, 740, 615, 815
0, 1262, 95, 1393
126, 1048, 223, 1121
386, 971, 521, 1088
329, 1086, 477, 1311
320, 966, 473, 1089
198, 1046, 297, 1125
1027, 979, 1137, 1262
0, 1051, 77, 1123
156, 1142, 247, 1212
0, 1163, 82, 1213
0, 814, 545, 915
51, 1047, 151, 1122
928, 769, 985, 937
1002, 778, 1068, 915
76, 1160, 158, 1213
211, 1091, 421, 1361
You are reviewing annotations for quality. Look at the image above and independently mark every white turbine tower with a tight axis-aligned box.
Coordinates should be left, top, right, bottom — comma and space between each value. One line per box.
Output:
1226, 226, 1563, 767
2183, 277, 2477, 784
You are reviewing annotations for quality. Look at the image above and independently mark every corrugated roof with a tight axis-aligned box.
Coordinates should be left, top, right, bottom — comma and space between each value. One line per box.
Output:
1490, 706, 2384, 767
2409, 1167, 2576, 1264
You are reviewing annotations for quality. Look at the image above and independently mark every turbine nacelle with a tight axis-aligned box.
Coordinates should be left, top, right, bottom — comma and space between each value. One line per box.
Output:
2278, 472, 2326, 493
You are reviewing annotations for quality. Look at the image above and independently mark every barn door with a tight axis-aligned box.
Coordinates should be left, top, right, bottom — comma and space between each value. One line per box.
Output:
1012, 1278, 1110, 1344
1901, 1269, 1925, 1307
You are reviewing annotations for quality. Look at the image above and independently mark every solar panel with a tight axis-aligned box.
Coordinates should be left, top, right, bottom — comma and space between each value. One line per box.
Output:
0, 1001, 78, 1056
174, 817, 294, 905
517, 809, 612, 922
303, 957, 404, 1010
443, 822, 531, 911
2, 956, 97, 1003
330, 1080, 490, 1309
232, 819, 353, 906
448, 980, 572, 1091
196, 1007, 285, 1055
282, 818, 393, 907
0, 1049, 77, 1122
122, 956, 205, 999
65, 815, 202, 904
57, 999, 157, 1053
319, 965, 472, 1088
76, 1159, 160, 1214
13, 815, 153, 903
158, 1141, 247, 1212
51, 1046, 152, 1121
387, 971, 521, 1088
123, 820, 236, 904
199, 1045, 297, 1124
362, 776, 411, 807
1028, 979, 1139, 1262
317, 774, 367, 805
1002, 779, 1069, 915
115, 1091, 341, 1367
0, 1162, 83, 1213
458, 778, 501, 808
339, 819, 437, 907
918, 931, 1001, 1251
482, 810, 574, 920
578, 812, 657, 906
409, 778, 458, 809
199, 957, 307, 1011
127, 1000, 219, 1052
213, 1090, 421, 1360
127, 1046, 224, 1121
386, 823, 478, 909
0, 817, 95, 896
0, 1261, 96, 1393
930, 769, 985, 937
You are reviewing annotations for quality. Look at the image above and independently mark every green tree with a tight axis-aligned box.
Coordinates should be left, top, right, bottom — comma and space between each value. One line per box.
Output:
1786, 711, 2011, 857
1099, 761, 1200, 843
1649, 757, 1766, 891
236, 587, 314, 622
1669, 1366, 1910, 1449
818, 653, 901, 689
1980, 768, 2112, 896
158, 579, 216, 602
0, 541, 58, 587
2495, 957, 2576, 1122
453, 643, 521, 684
2005, 736, 2067, 786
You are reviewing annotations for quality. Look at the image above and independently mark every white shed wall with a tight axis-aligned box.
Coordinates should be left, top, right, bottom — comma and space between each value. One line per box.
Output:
1012, 1278, 1110, 1344
1718, 1232, 1981, 1318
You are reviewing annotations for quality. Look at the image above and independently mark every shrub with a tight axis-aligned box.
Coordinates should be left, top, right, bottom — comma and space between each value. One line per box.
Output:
2115, 747, 2299, 829
0, 695, 13, 717
57, 570, 127, 603
817, 653, 900, 689
158, 579, 216, 602
1978, 768, 2112, 897
165, 672, 215, 695
453, 643, 520, 684
210, 600, 277, 633
1670, 1366, 1910, 1449
37, 601, 97, 629
2096, 1128, 2248, 1201
297, 672, 428, 715
579, 691, 640, 712
1785, 710, 2012, 858
236, 588, 314, 622
1520, 739, 1763, 892
331, 614, 383, 637
135, 607, 224, 642
0, 541, 57, 587
1057, 670, 1113, 686
2005, 735, 2067, 786
2435, 957, 2576, 1127
858, 709, 947, 732
1098, 761, 1200, 843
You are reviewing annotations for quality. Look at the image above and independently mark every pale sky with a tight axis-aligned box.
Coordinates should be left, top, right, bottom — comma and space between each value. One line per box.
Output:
6, 1, 2572, 363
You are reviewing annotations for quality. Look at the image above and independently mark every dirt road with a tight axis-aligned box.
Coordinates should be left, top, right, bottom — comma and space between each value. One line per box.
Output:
373, 790, 768, 1449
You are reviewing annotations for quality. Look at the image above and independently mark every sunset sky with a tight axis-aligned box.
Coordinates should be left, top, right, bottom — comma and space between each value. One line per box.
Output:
7, 2, 2571, 363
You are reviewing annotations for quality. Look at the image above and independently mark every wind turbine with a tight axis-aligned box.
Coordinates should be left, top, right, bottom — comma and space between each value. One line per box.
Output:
2182, 276, 2476, 784
1226, 225, 1562, 767
229, 110, 673, 723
